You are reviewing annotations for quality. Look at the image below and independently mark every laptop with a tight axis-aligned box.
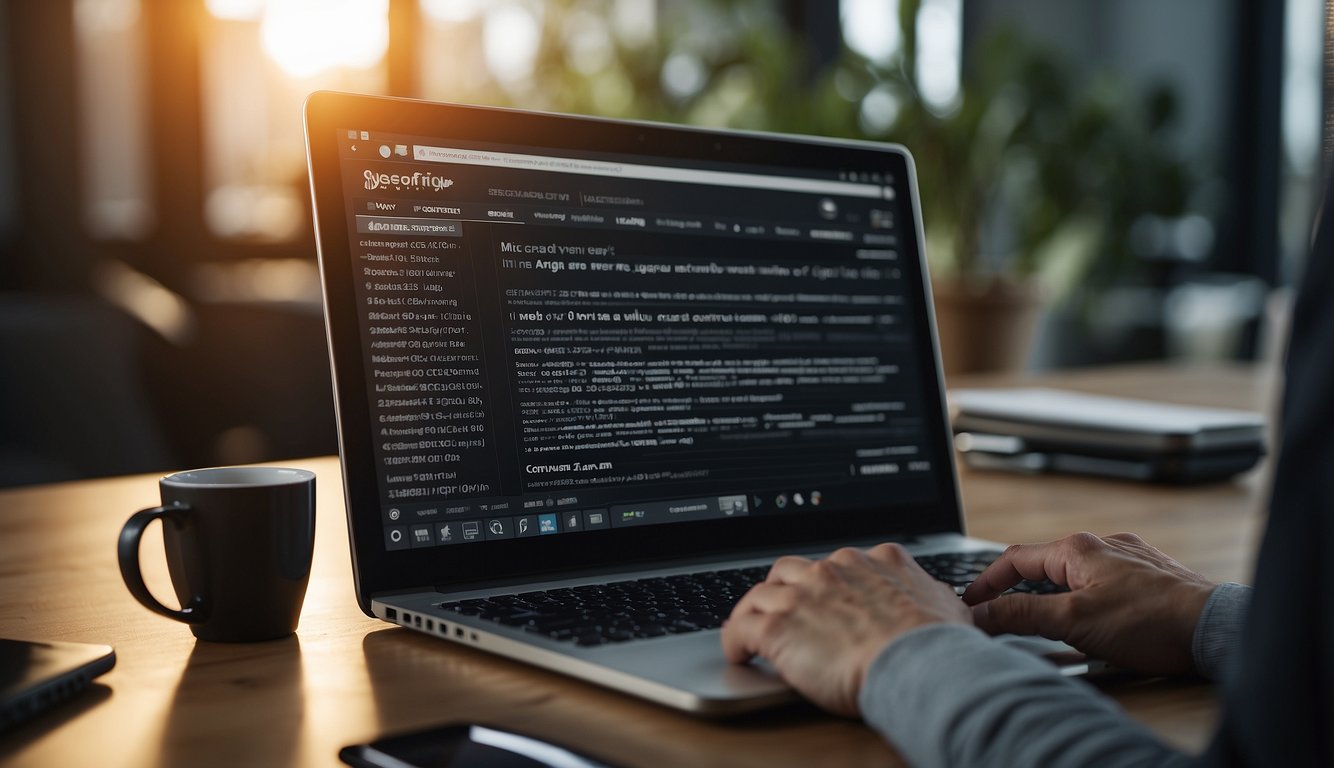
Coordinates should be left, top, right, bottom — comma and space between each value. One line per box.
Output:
1, 638, 114, 730
304, 92, 1061, 715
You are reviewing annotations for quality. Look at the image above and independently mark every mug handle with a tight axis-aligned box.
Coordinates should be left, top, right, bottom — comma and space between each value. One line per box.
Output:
117, 504, 206, 623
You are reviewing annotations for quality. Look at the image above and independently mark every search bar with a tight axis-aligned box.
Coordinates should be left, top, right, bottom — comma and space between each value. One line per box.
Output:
413, 145, 886, 199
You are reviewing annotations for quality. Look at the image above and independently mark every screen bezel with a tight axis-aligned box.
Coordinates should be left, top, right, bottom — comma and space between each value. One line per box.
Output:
303, 91, 964, 615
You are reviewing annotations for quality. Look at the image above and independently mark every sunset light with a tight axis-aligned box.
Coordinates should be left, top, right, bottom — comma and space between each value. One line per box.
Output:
206, 0, 389, 78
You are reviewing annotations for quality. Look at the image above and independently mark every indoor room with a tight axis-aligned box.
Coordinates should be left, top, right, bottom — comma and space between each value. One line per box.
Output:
1, 2, 1327, 766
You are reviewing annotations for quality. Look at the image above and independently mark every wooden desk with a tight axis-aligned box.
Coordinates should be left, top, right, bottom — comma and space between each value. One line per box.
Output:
0, 363, 1276, 768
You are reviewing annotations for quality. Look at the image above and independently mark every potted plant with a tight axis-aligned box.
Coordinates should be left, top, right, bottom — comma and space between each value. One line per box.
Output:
881, 19, 1195, 375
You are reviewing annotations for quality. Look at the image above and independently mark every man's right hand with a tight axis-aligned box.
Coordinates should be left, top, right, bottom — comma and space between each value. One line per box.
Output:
962, 532, 1218, 677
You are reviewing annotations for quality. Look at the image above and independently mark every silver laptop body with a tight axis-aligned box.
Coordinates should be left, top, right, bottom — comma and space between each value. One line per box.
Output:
305, 92, 1030, 715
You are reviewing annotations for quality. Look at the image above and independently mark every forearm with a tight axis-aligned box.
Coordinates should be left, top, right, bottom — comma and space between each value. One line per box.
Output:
1191, 582, 1251, 681
859, 625, 1190, 768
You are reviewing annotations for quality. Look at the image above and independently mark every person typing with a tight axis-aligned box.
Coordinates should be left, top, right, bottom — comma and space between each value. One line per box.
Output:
722, 182, 1334, 766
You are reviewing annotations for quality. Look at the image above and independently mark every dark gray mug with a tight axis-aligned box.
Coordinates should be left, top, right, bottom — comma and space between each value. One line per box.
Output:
117, 467, 316, 642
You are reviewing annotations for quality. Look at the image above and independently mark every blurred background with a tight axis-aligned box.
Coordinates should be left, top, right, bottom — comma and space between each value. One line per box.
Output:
0, 0, 1327, 487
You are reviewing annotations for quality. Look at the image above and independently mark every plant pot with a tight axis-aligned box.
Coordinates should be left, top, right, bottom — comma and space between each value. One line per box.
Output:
931, 276, 1043, 378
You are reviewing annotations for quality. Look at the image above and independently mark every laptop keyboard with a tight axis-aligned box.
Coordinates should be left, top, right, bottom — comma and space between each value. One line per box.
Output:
915, 551, 1064, 595
437, 551, 1064, 647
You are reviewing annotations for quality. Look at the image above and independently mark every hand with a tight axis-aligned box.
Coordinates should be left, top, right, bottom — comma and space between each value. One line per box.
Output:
962, 532, 1217, 677
721, 543, 972, 716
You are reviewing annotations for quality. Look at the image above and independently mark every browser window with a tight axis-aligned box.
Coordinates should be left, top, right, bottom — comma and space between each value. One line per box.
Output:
333, 130, 939, 552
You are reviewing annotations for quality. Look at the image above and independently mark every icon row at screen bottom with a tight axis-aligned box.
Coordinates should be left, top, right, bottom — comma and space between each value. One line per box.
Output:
385, 509, 610, 550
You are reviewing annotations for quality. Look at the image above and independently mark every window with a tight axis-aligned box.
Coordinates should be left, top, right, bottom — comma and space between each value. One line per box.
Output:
201, 0, 389, 241
75, 0, 153, 239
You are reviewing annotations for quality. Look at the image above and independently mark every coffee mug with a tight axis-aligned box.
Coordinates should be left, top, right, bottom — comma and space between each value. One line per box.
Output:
117, 467, 316, 642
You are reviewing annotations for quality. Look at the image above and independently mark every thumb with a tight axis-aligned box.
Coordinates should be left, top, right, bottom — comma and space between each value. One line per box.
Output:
972, 592, 1073, 639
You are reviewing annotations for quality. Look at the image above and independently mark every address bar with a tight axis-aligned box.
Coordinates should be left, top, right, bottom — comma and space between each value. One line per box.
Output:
413, 145, 887, 199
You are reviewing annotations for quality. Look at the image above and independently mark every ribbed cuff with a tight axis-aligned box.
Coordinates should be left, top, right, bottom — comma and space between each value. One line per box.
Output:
1192, 582, 1252, 681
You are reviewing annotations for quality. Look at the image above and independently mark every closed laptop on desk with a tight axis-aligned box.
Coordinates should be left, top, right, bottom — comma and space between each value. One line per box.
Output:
951, 388, 1266, 482
304, 92, 1027, 714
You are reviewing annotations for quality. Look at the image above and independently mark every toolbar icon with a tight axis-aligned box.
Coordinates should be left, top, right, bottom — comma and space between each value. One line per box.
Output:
718, 495, 748, 516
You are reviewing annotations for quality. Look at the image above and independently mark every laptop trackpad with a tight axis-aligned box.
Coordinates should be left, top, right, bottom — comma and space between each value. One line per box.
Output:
591, 631, 791, 701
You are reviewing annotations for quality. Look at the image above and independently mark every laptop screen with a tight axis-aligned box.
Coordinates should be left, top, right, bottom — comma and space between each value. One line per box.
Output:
306, 95, 961, 599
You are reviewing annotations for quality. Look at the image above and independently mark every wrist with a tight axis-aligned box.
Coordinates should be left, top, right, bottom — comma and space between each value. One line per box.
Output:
856, 623, 987, 715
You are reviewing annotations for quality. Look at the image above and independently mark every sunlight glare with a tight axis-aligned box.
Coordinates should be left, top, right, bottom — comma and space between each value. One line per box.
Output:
205, 0, 266, 21
484, 3, 542, 86
915, 0, 961, 114
421, 0, 486, 23
841, 0, 900, 64
260, 0, 388, 79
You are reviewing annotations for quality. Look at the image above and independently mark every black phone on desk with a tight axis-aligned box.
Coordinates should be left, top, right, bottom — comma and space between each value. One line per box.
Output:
0, 637, 115, 731
341, 723, 617, 768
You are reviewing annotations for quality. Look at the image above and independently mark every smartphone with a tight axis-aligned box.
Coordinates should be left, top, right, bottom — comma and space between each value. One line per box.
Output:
340, 723, 615, 768
0, 637, 115, 731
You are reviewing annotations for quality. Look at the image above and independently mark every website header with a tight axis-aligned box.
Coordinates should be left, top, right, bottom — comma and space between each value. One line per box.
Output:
413, 145, 888, 200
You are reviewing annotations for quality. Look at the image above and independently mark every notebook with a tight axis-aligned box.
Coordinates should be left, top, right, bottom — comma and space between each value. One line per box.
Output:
304, 92, 1051, 715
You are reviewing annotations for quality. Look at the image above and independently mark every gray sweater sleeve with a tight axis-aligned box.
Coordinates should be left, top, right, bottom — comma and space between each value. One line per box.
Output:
858, 584, 1251, 767
858, 624, 1185, 767
1191, 582, 1251, 681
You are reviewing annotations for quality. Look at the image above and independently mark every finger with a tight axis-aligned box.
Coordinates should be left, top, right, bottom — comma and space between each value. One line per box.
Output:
862, 542, 939, 589
818, 551, 896, 595
1104, 532, 1145, 546
719, 609, 758, 663
971, 592, 1075, 639
962, 533, 1099, 604
730, 581, 800, 615
720, 604, 784, 663
960, 543, 1053, 604
864, 542, 913, 568
818, 549, 868, 585
1103, 532, 1155, 560
826, 546, 871, 567
766, 555, 815, 584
